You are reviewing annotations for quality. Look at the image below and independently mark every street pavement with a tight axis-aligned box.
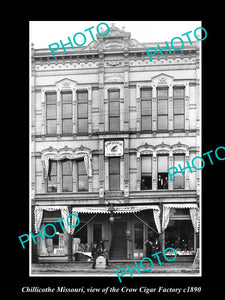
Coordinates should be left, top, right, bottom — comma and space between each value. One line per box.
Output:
31, 261, 199, 275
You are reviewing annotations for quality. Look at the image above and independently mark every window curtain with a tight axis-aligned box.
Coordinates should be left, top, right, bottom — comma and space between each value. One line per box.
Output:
34, 207, 44, 233
162, 206, 171, 231
162, 203, 200, 232
190, 207, 200, 233
153, 209, 161, 233
71, 208, 79, 235
41, 152, 92, 179
84, 155, 92, 177
34, 206, 71, 234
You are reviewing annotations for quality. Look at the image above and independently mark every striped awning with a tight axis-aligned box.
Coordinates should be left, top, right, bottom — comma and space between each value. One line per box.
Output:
72, 205, 160, 214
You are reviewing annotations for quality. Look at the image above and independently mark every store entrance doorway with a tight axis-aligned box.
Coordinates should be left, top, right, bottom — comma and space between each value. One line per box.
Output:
110, 222, 127, 260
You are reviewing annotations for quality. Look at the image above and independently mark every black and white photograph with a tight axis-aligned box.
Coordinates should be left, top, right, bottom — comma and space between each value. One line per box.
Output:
16, 18, 225, 297
28, 20, 202, 279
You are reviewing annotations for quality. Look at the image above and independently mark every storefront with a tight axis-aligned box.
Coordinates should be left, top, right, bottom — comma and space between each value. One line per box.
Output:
33, 205, 161, 261
33, 203, 199, 262
161, 203, 200, 260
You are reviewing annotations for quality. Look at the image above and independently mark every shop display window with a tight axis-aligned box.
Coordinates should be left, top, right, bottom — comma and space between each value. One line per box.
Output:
165, 219, 194, 255
39, 221, 68, 256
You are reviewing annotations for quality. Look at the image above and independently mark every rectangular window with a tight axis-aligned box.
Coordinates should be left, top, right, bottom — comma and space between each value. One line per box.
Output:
109, 157, 120, 190
77, 160, 88, 191
62, 160, 73, 192
157, 155, 168, 189
173, 87, 185, 130
165, 220, 194, 255
173, 154, 185, 189
77, 91, 88, 133
47, 160, 57, 192
157, 88, 168, 130
141, 88, 152, 131
62, 91, 72, 134
141, 155, 152, 190
46, 92, 57, 134
109, 90, 120, 132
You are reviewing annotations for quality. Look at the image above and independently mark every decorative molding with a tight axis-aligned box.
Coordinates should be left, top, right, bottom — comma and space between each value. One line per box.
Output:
55, 78, 77, 89
104, 73, 124, 83
151, 73, 174, 85
106, 61, 123, 67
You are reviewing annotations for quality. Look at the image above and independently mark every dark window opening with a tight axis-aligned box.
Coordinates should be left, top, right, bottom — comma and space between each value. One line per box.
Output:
109, 157, 120, 190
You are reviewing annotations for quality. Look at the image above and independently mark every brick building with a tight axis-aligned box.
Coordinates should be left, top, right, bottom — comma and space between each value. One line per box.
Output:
31, 24, 200, 267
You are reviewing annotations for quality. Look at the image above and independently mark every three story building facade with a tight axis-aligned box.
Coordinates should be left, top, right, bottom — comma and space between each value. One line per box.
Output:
31, 24, 200, 265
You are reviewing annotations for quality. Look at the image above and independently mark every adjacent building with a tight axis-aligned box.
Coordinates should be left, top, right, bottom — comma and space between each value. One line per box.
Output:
31, 24, 200, 266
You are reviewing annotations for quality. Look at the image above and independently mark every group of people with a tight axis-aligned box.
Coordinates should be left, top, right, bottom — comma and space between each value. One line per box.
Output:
91, 237, 160, 269
144, 237, 160, 258
91, 240, 109, 269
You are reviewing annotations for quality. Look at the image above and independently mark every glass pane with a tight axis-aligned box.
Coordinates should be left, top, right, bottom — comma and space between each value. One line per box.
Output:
174, 155, 185, 169
78, 175, 88, 191
109, 101, 120, 116
47, 120, 57, 134
77, 91, 88, 102
62, 160, 72, 175
46, 104, 57, 119
141, 100, 152, 115
49, 161, 57, 176
141, 156, 152, 173
157, 88, 168, 98
134, 223, 143, 249
109, 90, 120, 99
62, 175, 73, 192
62, 119, 72, 133
78, 118, 88, 133
157, 99, 167, 115
109, 174, 120, 190
173, 87, 185, 98
47, 175, 57, 192
109, 158, 120, 174
165, 220, 194, 253
157, 172, 168, 189
141, 175, 152, 190
46, 92, 56, 103
109, 117, 120, 131
174, 115, 184, 130
141, 89, 152, 99
62, 92, 72, 101
158, 115, 168, 130
141, 116, 152, 130
158, 156, 168, 172
78, 160, 86, 175
174, 99, 184, 114
78, 103, 88, 117
62, 103, 72, 118
174, 174, 185, 189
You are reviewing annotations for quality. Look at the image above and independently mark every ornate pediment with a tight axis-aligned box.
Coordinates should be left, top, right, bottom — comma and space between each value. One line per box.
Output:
84, 24, 144, 51
99, 23, 131, 39
151, 73, 174, 85
55, 78, 77, 89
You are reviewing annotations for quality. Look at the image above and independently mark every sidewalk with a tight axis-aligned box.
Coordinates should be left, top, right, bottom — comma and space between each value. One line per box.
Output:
31, 261, 199, 275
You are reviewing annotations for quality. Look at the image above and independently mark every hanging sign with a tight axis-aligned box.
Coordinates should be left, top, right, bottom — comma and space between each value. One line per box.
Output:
105, 141, 123, 157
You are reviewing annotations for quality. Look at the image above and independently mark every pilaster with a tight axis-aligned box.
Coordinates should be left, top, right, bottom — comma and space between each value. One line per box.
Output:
152, 85, 157, 132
